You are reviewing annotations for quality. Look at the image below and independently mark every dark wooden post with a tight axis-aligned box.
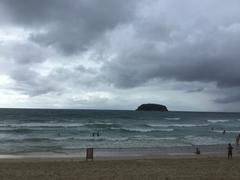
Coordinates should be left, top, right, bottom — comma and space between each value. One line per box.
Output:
86, 148, 94, 160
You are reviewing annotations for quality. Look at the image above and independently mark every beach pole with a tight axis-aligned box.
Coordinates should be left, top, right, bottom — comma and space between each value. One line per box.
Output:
86, 148, 94, 161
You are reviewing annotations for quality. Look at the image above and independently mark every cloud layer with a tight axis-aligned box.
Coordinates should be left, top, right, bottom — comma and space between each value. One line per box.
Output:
0, 0, 240, 111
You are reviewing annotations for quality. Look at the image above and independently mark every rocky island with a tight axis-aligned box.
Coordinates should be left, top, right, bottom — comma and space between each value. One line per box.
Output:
136, 103, 168, 111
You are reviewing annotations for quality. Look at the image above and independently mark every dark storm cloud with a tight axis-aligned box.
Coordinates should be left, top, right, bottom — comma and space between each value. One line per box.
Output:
101, 21, 240, 91
1, 0, 240, 108
186, 88, 205, 93
213, 88, 240, 104
0, 0, 138, 96
214, 95, 240, 104
1, 0, 137, 54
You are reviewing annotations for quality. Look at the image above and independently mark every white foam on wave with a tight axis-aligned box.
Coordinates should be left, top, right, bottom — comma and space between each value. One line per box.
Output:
147, 123, 209, 128
207, 119, 229, 123
0, 134, 52, 142
164, 117, 181, 120
158, 128, 174, 132
184, 135, 228, 145
0, 123, 85, 128
111, 127, 174, 132
0, 122, 118, 129
53, 136, 129, 142
213, 130, 240, 134
0, 133, 12, 139
123, 128, 157, 132
145, 137, 177, 140
133, 135, 177, 141
85, 122, 115, 126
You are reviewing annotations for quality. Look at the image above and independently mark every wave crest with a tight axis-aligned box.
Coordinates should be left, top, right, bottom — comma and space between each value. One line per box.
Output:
146, 123, 209, 128
207, 119, 229, 123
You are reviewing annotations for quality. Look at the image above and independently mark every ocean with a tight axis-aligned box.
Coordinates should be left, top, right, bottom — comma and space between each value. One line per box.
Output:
0, 108, 240, 155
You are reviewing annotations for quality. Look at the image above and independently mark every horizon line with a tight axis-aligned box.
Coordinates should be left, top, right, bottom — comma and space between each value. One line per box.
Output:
0, 107, 239, 113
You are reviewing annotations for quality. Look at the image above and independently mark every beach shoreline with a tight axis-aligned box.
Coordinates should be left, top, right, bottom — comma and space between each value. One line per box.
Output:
0, 144, 238, 159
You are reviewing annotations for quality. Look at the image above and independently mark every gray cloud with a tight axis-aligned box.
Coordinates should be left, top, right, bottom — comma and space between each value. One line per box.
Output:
101, 21, 240, 90
186, 88, 205, 93
9, 66, 62, 96
0, 42, 46, 65
8, 64, 101, 97
214, 94, 240, 104
1, 0, 137, 54
1, 0, 240, 109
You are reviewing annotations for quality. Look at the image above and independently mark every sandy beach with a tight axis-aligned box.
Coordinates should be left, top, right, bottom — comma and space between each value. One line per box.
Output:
0, 153, 239, 180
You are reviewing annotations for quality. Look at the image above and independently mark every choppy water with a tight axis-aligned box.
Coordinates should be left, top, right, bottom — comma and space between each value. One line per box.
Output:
0, 108, 240, 154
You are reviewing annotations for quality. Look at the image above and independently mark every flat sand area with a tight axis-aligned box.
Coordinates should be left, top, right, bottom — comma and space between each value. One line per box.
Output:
0, 155, 240, 180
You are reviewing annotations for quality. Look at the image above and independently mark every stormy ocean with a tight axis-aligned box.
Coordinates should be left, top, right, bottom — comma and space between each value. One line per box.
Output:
0, 108, 240, 155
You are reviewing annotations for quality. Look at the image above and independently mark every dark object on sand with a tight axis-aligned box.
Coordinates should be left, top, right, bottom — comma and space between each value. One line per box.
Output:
228, 143, 233, 159
86, 148, 94, 160
223, 130, 226, 134
136, 103, 168, 111
195, 148, 200, 155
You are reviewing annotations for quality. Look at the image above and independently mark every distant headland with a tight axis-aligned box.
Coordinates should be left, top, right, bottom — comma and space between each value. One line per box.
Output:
136, 103, 168, 112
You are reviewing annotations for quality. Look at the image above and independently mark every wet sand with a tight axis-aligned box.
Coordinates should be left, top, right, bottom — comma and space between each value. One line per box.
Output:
1, 144, 231, 159
0, 145, 239, 180
0, 155, 240, 180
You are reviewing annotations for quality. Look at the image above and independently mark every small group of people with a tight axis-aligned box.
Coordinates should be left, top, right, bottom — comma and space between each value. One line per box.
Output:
226, 134, 240, 159
91, 131, 100, 137
195, 143, 235, 159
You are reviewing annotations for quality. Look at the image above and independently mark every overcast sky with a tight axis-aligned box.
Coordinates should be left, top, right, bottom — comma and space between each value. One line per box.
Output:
0, 0, 240, 111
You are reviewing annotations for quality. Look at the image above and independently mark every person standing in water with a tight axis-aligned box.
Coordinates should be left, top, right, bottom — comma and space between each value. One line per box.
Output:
236, 134, 240, 146
228, 143, 233, 159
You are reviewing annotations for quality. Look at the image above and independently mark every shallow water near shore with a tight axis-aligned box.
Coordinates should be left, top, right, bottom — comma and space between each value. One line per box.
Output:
0, 108, 240, 155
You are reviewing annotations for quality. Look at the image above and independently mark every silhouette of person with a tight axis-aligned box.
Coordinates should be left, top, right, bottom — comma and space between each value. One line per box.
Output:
228, 143, 233, 159
92, 132, 95, 137
223, 130, 226, 134
195, 147, 200, 155
236, 134, 240, 146
96, 131, 100, 137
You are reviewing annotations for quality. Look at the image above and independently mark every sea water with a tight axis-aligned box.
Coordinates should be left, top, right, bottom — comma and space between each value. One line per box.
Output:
0, 108, 240, 154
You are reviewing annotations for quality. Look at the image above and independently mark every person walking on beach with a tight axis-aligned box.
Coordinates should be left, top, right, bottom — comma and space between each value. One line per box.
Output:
228, 143, 233, 159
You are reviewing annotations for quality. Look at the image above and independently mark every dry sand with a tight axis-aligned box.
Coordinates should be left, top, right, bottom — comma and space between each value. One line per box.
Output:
0, 155, 240, 180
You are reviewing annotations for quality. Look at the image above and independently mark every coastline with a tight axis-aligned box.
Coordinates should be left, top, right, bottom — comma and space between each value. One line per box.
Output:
0, 144, 237, 159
